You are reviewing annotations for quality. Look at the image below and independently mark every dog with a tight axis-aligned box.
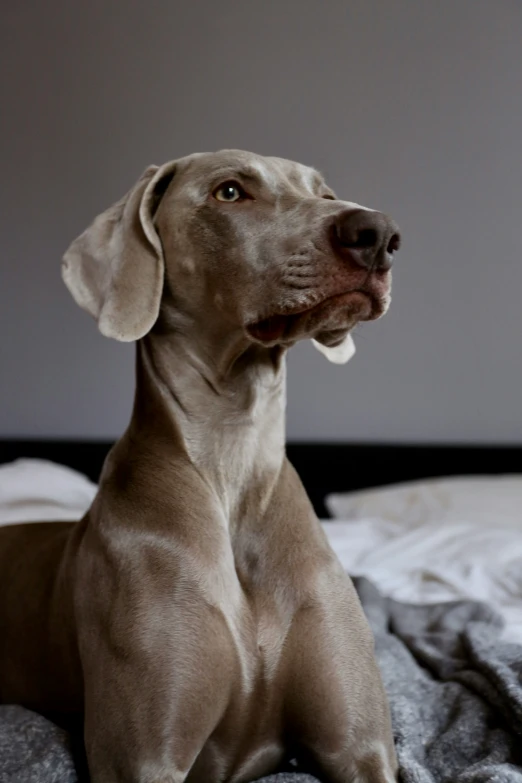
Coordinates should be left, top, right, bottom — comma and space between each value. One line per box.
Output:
0, 150, 401, 783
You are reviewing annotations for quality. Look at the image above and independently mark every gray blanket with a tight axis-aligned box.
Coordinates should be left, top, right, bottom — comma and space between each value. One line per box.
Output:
2, 577, 521, 783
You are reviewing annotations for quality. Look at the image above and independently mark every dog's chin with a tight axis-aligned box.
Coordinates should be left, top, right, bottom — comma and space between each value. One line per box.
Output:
247, 290, 383, 346
313, 326, 352, 348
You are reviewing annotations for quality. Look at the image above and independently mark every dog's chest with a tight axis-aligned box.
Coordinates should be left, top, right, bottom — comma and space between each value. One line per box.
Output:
217, 550, 295, 692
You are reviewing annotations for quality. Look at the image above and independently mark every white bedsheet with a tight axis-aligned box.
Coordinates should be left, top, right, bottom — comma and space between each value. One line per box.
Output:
1, 460, 522, 645
322, 517, 522, 645
325, 475, 522, 645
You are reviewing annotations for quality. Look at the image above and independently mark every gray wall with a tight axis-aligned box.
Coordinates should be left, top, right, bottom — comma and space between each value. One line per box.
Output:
1, 0, 522, 442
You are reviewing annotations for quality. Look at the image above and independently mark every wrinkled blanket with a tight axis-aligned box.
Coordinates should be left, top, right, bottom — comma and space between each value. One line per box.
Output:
2, 578, 521, 783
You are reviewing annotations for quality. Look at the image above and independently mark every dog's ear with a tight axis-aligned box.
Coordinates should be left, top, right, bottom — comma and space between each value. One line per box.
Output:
312, 333, 356, 364
62, 161, 177, 341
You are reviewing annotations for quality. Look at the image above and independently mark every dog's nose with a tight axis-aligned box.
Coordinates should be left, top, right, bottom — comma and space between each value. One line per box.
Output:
333, 209, 401, 272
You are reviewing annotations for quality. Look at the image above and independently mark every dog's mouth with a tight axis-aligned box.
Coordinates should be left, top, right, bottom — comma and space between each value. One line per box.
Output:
248, 288, 384, 344
248, 314, 299, 343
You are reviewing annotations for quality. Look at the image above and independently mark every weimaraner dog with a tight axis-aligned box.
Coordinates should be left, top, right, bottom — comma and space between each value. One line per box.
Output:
0, 150, 401, 783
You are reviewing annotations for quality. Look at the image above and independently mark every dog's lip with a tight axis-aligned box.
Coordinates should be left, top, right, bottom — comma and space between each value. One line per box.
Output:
247, 289, 378, 344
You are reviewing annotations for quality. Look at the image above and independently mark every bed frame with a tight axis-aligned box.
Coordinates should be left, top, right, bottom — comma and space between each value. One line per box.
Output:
1, 439, 521, 517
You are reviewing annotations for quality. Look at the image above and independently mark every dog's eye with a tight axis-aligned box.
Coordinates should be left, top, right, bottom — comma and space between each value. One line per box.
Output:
213, 181, 245, 202
322, 194, 336, 200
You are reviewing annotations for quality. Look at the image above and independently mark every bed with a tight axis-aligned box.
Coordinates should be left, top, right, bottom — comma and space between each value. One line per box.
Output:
1, 439, 522, 782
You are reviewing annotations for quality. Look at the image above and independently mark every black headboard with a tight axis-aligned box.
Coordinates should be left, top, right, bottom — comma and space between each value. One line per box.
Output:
1, 439, 521, 518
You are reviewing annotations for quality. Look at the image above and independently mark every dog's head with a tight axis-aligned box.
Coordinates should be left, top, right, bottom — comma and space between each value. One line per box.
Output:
63, 150, 400, 364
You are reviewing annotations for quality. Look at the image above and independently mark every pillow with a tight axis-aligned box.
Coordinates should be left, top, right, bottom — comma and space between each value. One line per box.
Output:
0, 459, 96, 526
325, 475, 522, 529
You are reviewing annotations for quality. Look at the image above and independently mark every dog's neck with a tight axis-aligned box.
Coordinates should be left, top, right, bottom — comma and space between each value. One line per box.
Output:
129, 330, 287, 525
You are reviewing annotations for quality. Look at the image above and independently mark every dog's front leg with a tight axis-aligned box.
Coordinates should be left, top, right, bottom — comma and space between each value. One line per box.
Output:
284, 571, 398, 783
74, 548, 238, 783
80, 606, 235, 783
80, 606, 236, 783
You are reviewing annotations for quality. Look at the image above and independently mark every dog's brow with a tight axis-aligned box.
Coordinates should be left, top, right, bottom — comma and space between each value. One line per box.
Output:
235, 169, 267, 187
211, 167, 265, 187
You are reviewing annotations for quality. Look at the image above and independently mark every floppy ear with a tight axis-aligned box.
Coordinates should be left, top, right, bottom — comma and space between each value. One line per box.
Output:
312, 333, 356, 364
62, 161, 177, 341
